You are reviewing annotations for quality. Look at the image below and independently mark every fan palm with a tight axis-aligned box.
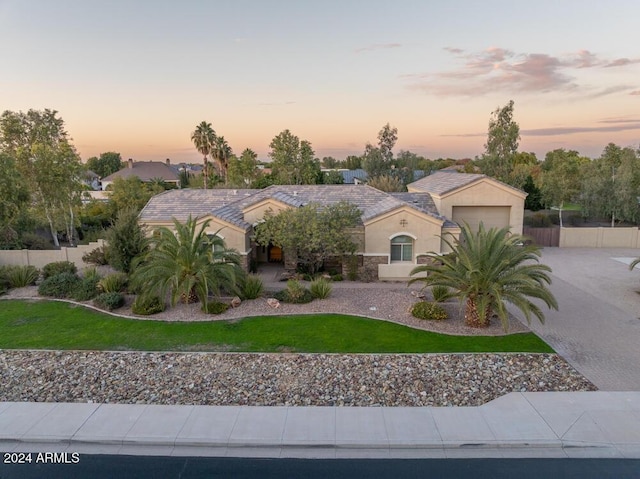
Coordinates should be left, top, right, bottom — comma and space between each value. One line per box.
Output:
409, 223, 558, 331
131, 216, 243, 306
191, 121, 216, 189
212, 136, 232, 184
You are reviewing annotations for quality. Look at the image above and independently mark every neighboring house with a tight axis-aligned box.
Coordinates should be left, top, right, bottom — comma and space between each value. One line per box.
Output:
101, 159, 180, 190
139, 173, 526, 280
82, 170, 101, 191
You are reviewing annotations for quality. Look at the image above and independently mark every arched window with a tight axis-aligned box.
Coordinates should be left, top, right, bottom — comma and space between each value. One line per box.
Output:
391, 235, 413, 262
207, 234, 225, 253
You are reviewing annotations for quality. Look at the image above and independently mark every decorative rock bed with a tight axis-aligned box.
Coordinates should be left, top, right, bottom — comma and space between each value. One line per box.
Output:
0, 351, 596, 407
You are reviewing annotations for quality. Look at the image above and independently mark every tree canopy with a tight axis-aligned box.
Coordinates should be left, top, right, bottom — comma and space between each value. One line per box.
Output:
409, 223, 558, 331
481, 100, 520, 183
269, 129, 321, 185
253, 202, 361, 274
0, 109, 84, 246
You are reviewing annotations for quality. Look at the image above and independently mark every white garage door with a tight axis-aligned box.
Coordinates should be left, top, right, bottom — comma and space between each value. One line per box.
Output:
452, 206, 511, 231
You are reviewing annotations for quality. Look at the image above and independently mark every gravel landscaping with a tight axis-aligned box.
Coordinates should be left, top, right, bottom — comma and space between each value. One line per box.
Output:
0, 350, 595, 407
1, 284, 596, 406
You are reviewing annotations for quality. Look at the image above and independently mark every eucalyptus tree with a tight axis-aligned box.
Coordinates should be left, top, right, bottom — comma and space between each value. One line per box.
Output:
0, 109, 84, 246
481, 100, 520, 183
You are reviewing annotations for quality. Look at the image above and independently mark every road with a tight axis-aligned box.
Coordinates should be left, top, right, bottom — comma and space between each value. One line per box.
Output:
1, 455, 640, 479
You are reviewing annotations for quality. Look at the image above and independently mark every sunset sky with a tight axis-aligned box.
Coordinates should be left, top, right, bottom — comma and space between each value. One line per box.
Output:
2, 0, 639, 163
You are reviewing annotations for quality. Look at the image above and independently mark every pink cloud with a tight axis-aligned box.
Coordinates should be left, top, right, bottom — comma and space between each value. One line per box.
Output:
404, 48, 637, 97
604, 58, 640, 68
630, 90, 640, 96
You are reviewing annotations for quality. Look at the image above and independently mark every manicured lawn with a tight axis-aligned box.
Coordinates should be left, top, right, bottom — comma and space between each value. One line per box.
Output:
0, 300, 553, 353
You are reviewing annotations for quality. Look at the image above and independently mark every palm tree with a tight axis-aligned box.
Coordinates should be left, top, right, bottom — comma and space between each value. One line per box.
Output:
409, 223, 558, 331
131, 216, 243, 306
212, 136, 232, 184
190, 121, 216, 189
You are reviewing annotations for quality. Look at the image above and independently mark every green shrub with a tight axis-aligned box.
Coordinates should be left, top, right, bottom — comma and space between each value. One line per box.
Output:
43, 261, 77, 279
274, 280, 314, 304
3, 265, 40, 288
71, 276, 100, 301
310, 278, 332, 299
38, 272, 81, 298
201, 300, 229, 314
20, 233, 52, 250
82, 266, 102, 281
331, 274, 343, 281
106, 207, 148, 273
98, 272, 129, 293
241, 274, 264, 300
82, 245, 109, 266
0, 268, 10, 295
93, 292, 125, 311
411, 301, 448, 321
131, 295, 165, 315
346, 255, 358, 281
431, 285, 453, 303
527, 212, 552, 228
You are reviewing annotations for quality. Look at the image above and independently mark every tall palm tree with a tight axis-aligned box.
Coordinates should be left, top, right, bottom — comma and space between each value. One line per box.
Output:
131, 216, 243, 306
212, 136, 232, 184
409, 223, 558, 331
190, 121, 216, 189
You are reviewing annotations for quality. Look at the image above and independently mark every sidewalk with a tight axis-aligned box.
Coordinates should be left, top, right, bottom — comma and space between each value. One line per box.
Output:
1, 392, 639, 459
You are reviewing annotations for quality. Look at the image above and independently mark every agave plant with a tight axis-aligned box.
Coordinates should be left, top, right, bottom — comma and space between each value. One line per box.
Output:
131, 216, 243, 306
409, 223, 558, 331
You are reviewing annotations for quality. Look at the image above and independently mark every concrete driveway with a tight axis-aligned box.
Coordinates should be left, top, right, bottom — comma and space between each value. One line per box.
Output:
512, 248, 640, 391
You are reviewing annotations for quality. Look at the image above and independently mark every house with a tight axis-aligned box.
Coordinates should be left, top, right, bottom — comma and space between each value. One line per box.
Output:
138, 172, 526, 280
101, 159, 180, 190
340, 169, 429, 185
407, 172, 526, 235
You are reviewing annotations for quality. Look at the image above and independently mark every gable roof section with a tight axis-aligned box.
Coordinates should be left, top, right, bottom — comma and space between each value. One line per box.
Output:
407, 171, 525, 197
138, 189, 257, 224
102, 161, 180, 183
139, 185, 446, 229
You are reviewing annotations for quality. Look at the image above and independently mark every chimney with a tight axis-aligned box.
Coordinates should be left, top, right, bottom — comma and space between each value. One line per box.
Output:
166, 158, 170, 166
128, 158, 133, 169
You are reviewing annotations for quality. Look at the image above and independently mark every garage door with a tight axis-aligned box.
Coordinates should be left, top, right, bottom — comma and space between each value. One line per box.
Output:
452, 206, 511, 231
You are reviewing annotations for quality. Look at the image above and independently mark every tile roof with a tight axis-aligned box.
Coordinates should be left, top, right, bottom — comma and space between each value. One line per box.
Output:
102, 162, 179, 182
407, 171, 525, 196
138, 189, 257, 225
139, 185, 446, 229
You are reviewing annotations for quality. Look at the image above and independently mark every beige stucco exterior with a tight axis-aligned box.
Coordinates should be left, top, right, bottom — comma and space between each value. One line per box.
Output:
411, 178, 526, 235
242, 199, 291, 225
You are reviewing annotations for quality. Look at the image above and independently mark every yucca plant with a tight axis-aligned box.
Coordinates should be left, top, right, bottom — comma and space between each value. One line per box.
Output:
409, 222, 558, 331
131, 216, 243, 306
310, 277, 332, 299
4, 265, 40, 288
98, 272, 129, 293
241, 274, 264, 300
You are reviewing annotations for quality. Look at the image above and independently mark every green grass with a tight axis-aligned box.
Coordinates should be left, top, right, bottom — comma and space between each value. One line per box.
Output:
0, 300, 553, 353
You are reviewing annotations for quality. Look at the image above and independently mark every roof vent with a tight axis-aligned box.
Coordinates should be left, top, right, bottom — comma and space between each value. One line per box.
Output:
233, 189, 237, 195
293, 191, 298, 197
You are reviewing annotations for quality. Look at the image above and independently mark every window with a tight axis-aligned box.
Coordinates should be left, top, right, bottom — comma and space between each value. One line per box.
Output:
207, 234, 224, 253
390, 235, 413, 262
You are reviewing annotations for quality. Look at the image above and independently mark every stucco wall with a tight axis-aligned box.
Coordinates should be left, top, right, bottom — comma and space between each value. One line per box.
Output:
559, 227, 640, 248
437, 180, 525, 235
364, 207, 444, 259
0, 240, 106, 269
242, 200, 289, 225
144, 219, 249, 254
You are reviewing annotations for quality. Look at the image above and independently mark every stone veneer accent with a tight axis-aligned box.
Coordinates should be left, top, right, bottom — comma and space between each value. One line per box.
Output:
343, 255, 388, 282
